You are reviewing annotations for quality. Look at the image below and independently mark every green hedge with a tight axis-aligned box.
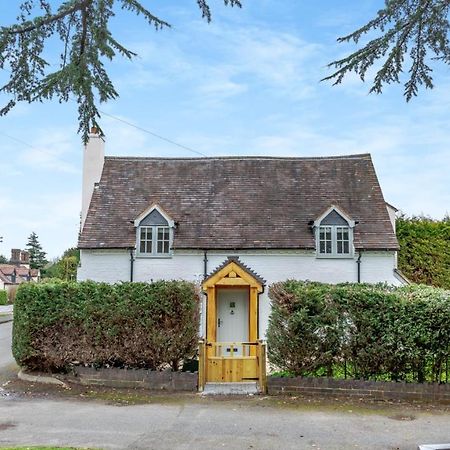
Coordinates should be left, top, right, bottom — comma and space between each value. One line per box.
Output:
0, 290, 7, 305
13, 280, 200, 372
267, 282, 450, 383
397, 216, 450, 289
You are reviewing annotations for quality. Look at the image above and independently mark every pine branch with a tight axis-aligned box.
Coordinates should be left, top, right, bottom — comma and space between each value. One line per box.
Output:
324, 0, 450, 99
79, 1, 90, 59
0, 0, 244, 142
3, 0, 90, 35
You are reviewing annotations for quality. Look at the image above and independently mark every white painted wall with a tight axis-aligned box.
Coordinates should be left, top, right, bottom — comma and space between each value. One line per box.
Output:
386, 203, 398, 233
81, 130, 105, 229
77, 249, 131, 283
78, 248, 402, 339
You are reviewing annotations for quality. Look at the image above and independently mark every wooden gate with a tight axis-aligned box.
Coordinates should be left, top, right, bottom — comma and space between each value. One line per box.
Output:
198, 340, 267, 392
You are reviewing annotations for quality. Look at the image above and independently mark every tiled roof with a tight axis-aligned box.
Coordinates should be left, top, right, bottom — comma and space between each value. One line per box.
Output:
0, 265, 31, 277
0, 272, 12, 285
0, 265, 15, 276
78, 154, 399, 251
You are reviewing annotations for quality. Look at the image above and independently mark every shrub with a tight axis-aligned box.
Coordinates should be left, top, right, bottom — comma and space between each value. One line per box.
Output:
13, 280, 200, 372
0, 290, 7, 305
7, 285, 18, 303
267, 281, 450, 383
397, 216, 450, 288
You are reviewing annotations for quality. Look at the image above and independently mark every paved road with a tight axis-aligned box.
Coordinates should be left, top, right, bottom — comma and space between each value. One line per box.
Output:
1, 394, 450, 450
0, 321, 18, 382
0, 321, 449, 449
0, 305, 13, 314
0, 305, 13, 325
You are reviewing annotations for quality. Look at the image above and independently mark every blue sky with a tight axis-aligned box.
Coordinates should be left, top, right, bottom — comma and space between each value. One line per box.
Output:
0, 0, 449, 259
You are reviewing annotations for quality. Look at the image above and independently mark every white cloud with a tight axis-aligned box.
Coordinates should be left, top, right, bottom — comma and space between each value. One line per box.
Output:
119, 24, 325, 105
0, 191, 81, 258
18, 129, 80, 174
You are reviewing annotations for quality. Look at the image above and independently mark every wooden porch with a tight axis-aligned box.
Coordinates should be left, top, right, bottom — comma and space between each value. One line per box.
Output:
199, 258, 267, 393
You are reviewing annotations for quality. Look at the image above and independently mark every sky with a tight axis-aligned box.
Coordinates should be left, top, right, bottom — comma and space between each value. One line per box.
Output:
0, 0, 449, 259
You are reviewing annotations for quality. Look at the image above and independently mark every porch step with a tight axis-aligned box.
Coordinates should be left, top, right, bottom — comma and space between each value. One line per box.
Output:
202, 382, 260, 395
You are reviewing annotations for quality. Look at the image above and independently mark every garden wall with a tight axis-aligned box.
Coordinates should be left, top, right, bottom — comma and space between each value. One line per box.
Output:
268, 376, 450, 404
66, 366, 198, 391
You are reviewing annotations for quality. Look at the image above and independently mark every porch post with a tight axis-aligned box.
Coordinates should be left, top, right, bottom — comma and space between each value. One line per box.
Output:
206, 286, 216, 343
249, 286, 258, 356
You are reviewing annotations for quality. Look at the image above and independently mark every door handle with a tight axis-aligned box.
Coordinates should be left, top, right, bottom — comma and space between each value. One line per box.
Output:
218, 318, 221, 327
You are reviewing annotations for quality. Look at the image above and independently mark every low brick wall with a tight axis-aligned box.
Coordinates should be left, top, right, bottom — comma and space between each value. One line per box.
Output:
268, 376, 450, 404
67, 366, 197, 392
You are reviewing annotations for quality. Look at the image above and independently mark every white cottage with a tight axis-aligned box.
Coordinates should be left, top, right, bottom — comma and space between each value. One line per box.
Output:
77, 130, 406, 386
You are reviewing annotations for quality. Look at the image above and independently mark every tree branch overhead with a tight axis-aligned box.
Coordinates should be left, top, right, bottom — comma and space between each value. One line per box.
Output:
0, 0, 242, 142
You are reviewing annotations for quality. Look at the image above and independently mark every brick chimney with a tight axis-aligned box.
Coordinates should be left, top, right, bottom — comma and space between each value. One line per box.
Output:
81, 127, 105, 229
20, 250, 30, 269
10, 249, 21, 266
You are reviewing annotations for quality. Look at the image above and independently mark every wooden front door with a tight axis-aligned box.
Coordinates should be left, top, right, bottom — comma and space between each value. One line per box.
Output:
217, 288, 249, 356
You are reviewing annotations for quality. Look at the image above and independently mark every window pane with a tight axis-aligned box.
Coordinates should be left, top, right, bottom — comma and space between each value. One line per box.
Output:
139, 227, 153, 254
319, 226, 332, 254
156, 227, 170, 254
336, 227, 350, 254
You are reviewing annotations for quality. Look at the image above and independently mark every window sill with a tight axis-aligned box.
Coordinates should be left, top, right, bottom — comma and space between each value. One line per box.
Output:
316, 254, 354, 260
135, 254, 173, 259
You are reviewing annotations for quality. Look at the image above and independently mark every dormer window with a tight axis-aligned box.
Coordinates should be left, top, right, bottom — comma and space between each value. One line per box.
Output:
314, 206, 355, 258
134, 204, 174, 257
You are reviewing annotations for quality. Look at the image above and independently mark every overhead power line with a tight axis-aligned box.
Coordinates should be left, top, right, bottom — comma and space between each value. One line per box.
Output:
98, 109, 208, 157
0, 130, 75, 168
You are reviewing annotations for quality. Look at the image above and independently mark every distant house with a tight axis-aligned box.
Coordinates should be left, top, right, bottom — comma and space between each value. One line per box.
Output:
77, 130, 406, 388
0, 249, 40, 297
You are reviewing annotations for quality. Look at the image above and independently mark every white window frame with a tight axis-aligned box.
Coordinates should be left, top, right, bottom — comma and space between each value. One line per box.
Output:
134, 203, 175, 258
314, 206, 355, 259
137, 225, 173, 257
316, 225, 353, 258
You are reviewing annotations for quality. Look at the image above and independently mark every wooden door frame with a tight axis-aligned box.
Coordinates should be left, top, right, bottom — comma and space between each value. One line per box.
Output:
202, 259, 264, 345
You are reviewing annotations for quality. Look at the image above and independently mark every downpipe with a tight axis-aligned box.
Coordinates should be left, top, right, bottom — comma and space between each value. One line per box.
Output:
130, 248, 135, 282
356, 251, 362, 283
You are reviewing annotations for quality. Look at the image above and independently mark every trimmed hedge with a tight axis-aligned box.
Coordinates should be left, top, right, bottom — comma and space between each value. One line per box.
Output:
267, 282, 450, 383
397, 216, 450, 289
0, 290, 7, 305
13, 280, 200, 372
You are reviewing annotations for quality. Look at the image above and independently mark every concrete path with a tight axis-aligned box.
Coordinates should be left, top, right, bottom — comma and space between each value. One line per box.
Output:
0, 321, 18, 383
